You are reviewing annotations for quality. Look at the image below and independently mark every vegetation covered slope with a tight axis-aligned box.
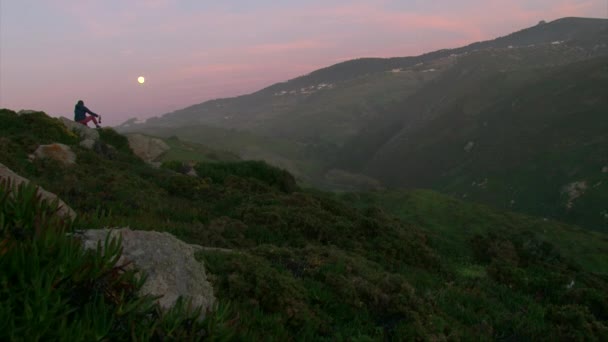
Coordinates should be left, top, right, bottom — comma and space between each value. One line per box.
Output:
358, 55, 608, 232
2, 109, 608, 340
126, 123, 327, 186
116, 17, 608, 231
153, 135, 240, 164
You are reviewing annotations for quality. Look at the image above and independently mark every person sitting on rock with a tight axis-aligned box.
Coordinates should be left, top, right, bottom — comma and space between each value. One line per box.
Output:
74, 100, 101, 128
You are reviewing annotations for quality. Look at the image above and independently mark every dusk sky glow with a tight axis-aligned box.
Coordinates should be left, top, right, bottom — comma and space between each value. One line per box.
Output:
1, 0, 606, 125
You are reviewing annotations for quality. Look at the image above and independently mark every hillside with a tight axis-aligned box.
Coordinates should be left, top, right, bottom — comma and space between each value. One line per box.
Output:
128, 133, 240, 164
117, 17, 608, 231
354, 55, 608, 232
2, 109, 608, 339
124, 123, 327, 186
118, 17, 608, 140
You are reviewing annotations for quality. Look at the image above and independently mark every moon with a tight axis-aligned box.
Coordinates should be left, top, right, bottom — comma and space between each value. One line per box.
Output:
137, 76, 145, 84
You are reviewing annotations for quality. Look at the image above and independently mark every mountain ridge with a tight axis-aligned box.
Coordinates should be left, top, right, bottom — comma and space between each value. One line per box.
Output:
118, 16, 608, 131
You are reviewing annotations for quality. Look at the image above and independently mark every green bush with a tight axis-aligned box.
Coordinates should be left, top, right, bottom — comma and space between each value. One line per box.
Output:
194, 160, 297, 193
0, 109, 78, 147
98, 128, 134, 156
201, 246, 442, 340
161, 160, 189, 174
155, 171, 211, 200
547, 304, 608, 339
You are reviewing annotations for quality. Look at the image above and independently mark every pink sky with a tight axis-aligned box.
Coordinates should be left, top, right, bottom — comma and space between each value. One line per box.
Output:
0, 0, 606, 125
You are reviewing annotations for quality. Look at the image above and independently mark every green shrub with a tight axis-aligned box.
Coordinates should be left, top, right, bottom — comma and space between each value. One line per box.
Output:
161, 160, 189, 173
98, 128, 134, 156
201, 246, 444, 340
0, 109, 78, 147
547, 304, 608, 339
155, 172, 211, 200
194, 160, 297, 193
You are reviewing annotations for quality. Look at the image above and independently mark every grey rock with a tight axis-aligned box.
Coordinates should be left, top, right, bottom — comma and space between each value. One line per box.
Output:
59, 117, 100, 142
602, 166, 608, 173
79, 139, 96, 150
33, 143, 76, 165
126, 134, 170, 163
0, 162, 76, 219
79, 228, 216, 312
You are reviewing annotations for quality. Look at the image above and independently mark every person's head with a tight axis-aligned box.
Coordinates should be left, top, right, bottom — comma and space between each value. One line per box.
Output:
77, 100, 84, 106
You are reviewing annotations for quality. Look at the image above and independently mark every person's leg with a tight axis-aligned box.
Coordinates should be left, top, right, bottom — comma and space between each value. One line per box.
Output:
78, 116, 93, 126
77, 116, 100, 127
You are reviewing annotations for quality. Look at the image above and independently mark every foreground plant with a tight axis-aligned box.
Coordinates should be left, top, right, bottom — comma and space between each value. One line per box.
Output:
0, 180, 233, 341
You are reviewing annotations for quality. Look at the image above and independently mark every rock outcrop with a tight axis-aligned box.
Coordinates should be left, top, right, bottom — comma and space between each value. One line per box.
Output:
0, 163, 76, 219
78, 228, 216, 312
126, 134, 170, 164
33, 143, 76, 165
59, 117, 99, 150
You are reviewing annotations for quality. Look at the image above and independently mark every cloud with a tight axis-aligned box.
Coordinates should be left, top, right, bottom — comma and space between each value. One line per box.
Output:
174, 64, 254, 79
136, 0, 174, 10
319, 3, 486, 41
245, 40, 328, 54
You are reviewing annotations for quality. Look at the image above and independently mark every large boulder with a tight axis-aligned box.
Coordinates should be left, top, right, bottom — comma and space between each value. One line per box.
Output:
0, 163, 76, 219
126, 134, 170, 164
78, 228, 216, 312
59, 117, 100, 147
33, 143, 76, 165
